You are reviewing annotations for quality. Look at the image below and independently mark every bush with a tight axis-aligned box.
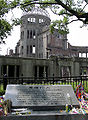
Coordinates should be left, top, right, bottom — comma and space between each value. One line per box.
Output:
0, 90, 5, 96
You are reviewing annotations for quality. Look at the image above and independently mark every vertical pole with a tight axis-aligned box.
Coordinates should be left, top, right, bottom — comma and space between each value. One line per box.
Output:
53, 74, 54, 85
14, 66, 16, 77
14, 66, 17, 83
86, 52, 87, 58
37, 66, 39, 79
7, 65, 9, 83
21, 74, 23, 85
44, 66, 46, 84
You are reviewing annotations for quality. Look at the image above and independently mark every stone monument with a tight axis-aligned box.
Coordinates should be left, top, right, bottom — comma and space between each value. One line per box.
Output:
5, 85, 79, 110
0, 84, 88, 120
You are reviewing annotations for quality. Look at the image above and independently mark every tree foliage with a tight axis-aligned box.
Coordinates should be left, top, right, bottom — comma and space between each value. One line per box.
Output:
0, 0, 21, 41
0, 0, 88, 40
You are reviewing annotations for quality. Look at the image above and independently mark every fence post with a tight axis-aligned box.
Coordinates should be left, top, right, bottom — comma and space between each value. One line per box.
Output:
80, 76, 82, 84
53, 74, 54, 85
86, 76, 88, 87
21, 74, 23, 85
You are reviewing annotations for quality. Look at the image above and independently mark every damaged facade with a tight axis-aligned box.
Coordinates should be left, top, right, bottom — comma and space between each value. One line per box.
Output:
1, 7, 88, 78
14, 7, 88, 58
0, 56, 88, 78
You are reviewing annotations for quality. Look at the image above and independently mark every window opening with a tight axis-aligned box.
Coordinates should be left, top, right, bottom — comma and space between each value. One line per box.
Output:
2, 65, 7, 75
33, 45, 35, 54
30, 30, 32, 39
34, 66, 37, 78
21, 46, 23, 55
39, 19, 44, 23
39, 66, 44, 77
21, 31, 24, 39
21, 46, 23, 49
30, 45, 35, 54
28, 18, 35, 23
21, 32, 22, 39
46, 52, 49, 58
28, 18, 31, 22
33, 30, 35, 39
16, 66, 20, 77
34, 66, 48, 78
23, 31, 24, 39
8, 65, 15, 77
27, 30, 29, 39
30, 45, 32, 53
27, 45, 29, 54
32, 18, 35, 22
47, 35, 48, 44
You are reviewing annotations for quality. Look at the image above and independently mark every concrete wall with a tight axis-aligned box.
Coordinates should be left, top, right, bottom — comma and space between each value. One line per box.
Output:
0, 56, 88, 77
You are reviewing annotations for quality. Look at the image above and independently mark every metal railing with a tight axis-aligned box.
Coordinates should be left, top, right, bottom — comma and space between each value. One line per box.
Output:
0, 76, 88, 90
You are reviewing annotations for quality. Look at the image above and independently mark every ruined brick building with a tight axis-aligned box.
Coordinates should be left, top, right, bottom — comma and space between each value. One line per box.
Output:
14, 7, 88, 58
1, 7, 88, 78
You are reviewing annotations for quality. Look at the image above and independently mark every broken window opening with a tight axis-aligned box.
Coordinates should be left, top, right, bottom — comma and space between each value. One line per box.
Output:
30, 30, 32, 39
39, 19, 44, 23
27, 30, 29, 39
33, 45, 35, 54
21, 31, 24, 39
32, 18, 36, 22
34, 66, 48, 78
28, 18, 36, 23
33, 30, 36, 39
47, 35, 48, 45
30, 45, 32, 53
27, 45, 29, 55
21, 46, 23, 55
30, 45, 36, 54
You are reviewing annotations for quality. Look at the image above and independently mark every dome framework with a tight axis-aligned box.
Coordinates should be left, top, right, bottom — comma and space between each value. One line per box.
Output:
23, 7, 50, 18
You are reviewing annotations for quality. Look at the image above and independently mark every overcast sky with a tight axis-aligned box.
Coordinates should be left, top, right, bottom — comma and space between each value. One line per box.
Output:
0, 8, 88, 55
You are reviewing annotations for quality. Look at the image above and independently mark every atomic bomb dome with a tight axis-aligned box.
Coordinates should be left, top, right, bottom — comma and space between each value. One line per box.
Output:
23, 7, 50, 18
15, 6, 88, 60
15, 7, 68, 58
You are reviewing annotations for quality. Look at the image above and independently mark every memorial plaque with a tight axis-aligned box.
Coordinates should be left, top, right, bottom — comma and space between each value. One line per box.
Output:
5, 85, 79, 110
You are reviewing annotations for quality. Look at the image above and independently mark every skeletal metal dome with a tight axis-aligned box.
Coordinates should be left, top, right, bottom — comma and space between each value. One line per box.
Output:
23, 7, 50, 18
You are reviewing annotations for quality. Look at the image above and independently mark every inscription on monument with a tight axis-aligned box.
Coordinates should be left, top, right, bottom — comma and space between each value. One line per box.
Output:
5, 85, 79, 110
15, 86, 66, 106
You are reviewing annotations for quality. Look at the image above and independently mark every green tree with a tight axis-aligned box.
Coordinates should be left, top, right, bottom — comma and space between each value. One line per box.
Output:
0, 0, 20, 41
0, 0, 88, 41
